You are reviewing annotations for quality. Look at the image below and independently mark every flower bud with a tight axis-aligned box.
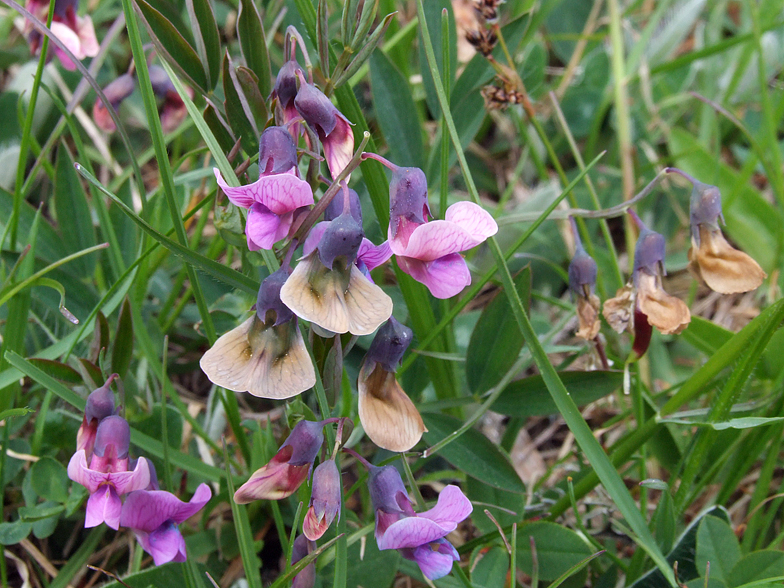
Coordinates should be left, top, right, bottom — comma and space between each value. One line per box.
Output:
93, 415, 130, 460
77, 374, 117, 456
325, 187, 362, 224
259, 126, 299, 175
273, 59, 302, 111
294, 75, 340, 138
317, 212, 364, 269
368, 464, 408, 514
365, 317, 413, 373
256, 266, 295, 326
568, 246, 597, 298
633, 228, 666, 282
689, 180, 724, 244
303, 459, 341, 540
291, 534, 316, 588
389, 167, 430, 238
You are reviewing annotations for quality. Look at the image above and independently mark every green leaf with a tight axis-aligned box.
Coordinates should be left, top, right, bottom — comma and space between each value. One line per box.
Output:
185, 0, 221, 89
685, 579, 727, 588
0, 520, 32, 545
54, 145, 96, 277
490, 371, 623, 417
422, 413, 524, 493
26, 359, 81, 384
236, 67, 270, 128
652, 487, 676, 555
466, 477, 527, 536
203, 103, 236, 153
515, 522, 592, 582
472, 545, 509, 588
223, 52, 260, 154
134, 0, 209, 92
696, 516, 741, 584
237, 0, 271, 97
682, 316, 733, 356
467, 268, 531, 394
416, 0, 456, 119
29, 457, 69, 503
19, 502, 65, 522
111, 297, 134, 379
727, 551, 784, 588
369, 49, 424, 169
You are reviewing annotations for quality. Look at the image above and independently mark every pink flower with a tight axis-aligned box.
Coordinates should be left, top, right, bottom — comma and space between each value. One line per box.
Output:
302, 459, 341, 540
27, 0, 99, 71
233, 420, 328, 504
67, 416, 150, 529
92, 75, 135, 133
214, 126, 313, 250
294, 71, 354, 180
362, 459, 472, 580
119, 484, 212, 565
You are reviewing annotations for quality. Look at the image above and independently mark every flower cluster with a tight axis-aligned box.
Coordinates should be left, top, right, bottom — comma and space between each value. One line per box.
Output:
25, 0, 98, 71
567, 168, 766, 359
67, 376, 211, 565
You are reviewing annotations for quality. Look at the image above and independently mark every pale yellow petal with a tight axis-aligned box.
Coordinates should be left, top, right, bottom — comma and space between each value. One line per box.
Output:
602, 285, 634, 334
358, 362, 426, 452
576, 293, 601, 340
280, 256, 393, 335
690, 227, 766, 294
637, 273, 690, 335
200, 316, 315, 399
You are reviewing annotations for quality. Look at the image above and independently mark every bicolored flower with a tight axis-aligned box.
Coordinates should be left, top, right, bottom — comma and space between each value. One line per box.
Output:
67, 416, 150, 529
234, 420, 327, 504
366, 461, 472, 580
26, 0, 99, 71
280, 186, 393, 335
92, 74, 135, 133
358, 317, 426, 452
148, 65, 193, 133
294, 71, 354, 180
120, 483, 211, 566
567, 219, 600, 340
667, 169, 767, 294
302, 459, 341, 540
215, 126, 313, 250
76, 373, 117, 458
366, 156, 498, 298
200, 266, 316, 399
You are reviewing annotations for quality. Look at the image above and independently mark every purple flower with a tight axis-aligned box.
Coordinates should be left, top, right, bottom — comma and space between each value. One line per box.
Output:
234, 420, 327, 504
26, 0, 99, 71
67, 416, 150, 529
367, 463, 472, 580
92, 75, 135, 133
302, 459, 341, 540
214, 126, 314, 250
119, 483, 212, 565
294, 71, 354, 180
76, 373, 117, 459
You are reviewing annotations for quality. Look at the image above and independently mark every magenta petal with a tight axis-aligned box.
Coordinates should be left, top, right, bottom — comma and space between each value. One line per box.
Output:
247, 203, 291, 249
378, 516, 453, 550
86, 485, 122, 529
67, 450, 104, 492
146, 523, 187, 565
402, 220, 485, 261
358, 239, 393, 272
110, 457, 151, 495
303, 222, 330, 257
406, 540, 459, 580
444, 202, 498, 242
214, 168, 313, 213
417, 485, 473, 528
214, 169, 255, 208
397, 254, 471, 299
323, 118, 354, 180
120, 484, 211, 532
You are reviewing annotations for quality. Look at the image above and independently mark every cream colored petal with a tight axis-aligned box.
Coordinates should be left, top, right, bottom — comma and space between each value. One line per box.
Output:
280, 256, 392, 336
602, 285, 634, 334
358, 362, 426, 452
343, 265, 394, 336
690, 227, 766, 294
576, 294, 601, 340
199, 316, 315, 399
637, 273, 690, 335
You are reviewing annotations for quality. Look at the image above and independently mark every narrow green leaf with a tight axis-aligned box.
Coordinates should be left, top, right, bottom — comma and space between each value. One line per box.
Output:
224, 445, 263, 588
223, 52, 259, 154
422, 413, 524, 493
54, 146, 96, 277
466, 268, 531, 395
237, 0, 272, 97
134, 0, 209, 92
236, 67, 270, 127
110, 298, 134, 379
186, 0, 221, 89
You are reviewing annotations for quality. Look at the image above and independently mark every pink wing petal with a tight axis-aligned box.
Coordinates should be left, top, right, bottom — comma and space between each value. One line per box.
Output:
417, 486, 473, 527
50, 22, 83, 69
216, 169, 313, 213
397, 254, 471, 299
120, 484, 211, 532
246, 203, 291, 250
358, 239, 393, 272
403, 221, 483, 261
444, 201, 498, 241
86, 485, 122, 529
76, 16, 99, 57
67, 450, 104, 492
147, 524, 188, 565
110, 456, 151, 495
377, 516, 452, 550
214, 168, 256, 208
323, 118, 354, 181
